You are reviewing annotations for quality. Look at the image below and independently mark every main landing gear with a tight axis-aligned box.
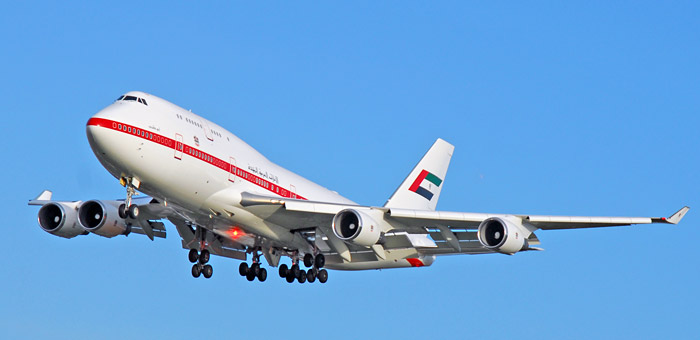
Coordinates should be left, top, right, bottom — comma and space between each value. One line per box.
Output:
278, 253, 328, 284
238, 250, 267, 282
189, 249, 213, 279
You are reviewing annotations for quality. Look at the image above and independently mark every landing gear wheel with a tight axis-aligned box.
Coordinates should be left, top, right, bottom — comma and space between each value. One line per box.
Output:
118, 204, 127, 219
251, 263, 260, 276
246, 269, 256, 281
191, 264, 201, 278
291, 264, 300, 279
128, 204, 139, 219
314, 254, 325, 269
199, 249, 210, 264
188, 249, 199, 263
285, 271, 295, 283
303, 253, 314, 267
298, 270, 307, 283
257, 268, 267, 282
279, 264, 289, 278
239, 262, 249, 276
318, 269, 328, 283
202, 264, 213, 278
306, 269, 316, 283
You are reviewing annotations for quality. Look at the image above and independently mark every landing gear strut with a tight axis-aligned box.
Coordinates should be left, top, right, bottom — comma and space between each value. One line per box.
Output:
118, 177, 139, 219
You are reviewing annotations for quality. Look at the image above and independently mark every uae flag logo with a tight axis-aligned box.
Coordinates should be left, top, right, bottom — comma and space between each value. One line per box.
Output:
408, 170, 442, 200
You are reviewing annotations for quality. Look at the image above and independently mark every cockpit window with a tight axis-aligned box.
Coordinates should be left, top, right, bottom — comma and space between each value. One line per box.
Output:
117, 94, 148, 106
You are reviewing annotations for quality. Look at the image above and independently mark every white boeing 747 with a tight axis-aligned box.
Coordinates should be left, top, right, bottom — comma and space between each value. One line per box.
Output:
29, 91, 689, 283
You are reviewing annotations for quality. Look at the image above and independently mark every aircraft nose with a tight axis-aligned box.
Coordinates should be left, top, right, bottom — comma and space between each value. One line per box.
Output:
85, 116, 118, 157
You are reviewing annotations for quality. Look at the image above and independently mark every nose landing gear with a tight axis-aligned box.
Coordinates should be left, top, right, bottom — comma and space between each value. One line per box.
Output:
117, 177, 140, 219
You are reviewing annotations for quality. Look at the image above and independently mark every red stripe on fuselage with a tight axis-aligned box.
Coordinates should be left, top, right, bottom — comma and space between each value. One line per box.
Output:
86, 117, 307, 200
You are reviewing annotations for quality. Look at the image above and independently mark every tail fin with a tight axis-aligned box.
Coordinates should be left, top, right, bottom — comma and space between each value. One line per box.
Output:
384, 138, 454, 211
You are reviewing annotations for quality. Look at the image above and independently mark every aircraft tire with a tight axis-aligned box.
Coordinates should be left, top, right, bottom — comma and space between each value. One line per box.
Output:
239, 262, 249, 276
199, 249, 210, 264
303, 253, 313, 267
278, 264, 288, 278
246, 270, 256, 281
203, 265, 213, 278
314, 254, 325, 269
318, 269, 328, 283
191, 264, 201, 278
291, 264, 300, 279
306, 269, 316, 283
118, 204, 127, 219
285, 271, 295, 283
258, 268, 267, 282
128, 204, 139, 219
188, 249, 199, 263
251, 263, 260, 276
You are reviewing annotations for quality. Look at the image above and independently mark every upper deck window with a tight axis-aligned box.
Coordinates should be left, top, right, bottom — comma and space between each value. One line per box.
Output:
116, 94, 148, 106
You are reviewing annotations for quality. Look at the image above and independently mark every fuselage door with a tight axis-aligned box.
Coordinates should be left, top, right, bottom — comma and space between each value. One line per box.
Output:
229, 157, 236, 182
201, 119, 214, 141
174, 133, 183, 160
290, 184, 297, 199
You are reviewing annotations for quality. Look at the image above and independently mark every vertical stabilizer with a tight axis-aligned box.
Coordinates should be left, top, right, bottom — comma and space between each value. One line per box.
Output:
384, 139, 454, 211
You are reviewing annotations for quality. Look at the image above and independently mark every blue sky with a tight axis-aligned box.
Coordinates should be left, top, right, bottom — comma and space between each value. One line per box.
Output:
2, 1, 698, 339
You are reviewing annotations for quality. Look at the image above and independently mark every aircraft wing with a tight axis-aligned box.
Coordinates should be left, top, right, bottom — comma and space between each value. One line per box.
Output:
386, 206, 690, 230
238, 192, 688, 258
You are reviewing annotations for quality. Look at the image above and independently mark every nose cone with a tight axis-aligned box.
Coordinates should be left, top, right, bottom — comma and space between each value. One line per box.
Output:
86, 116, 113, 154
85, 114, 128, 179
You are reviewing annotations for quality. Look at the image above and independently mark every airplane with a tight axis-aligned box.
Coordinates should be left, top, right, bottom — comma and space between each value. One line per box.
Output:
29, 91, 690, 284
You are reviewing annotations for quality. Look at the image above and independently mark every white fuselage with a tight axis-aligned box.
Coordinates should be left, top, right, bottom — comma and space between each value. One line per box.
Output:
86, 91, 354, 249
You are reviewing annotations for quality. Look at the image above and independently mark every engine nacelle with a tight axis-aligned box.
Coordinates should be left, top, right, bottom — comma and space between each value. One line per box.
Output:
332, 209, 382, 247
37, 202, 86, 239
477, 217, 529, 254
78, 200, 129, 238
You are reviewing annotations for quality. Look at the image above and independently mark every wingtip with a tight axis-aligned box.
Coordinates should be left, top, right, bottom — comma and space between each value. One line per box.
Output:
35, 190, 52, 201
28, 190, 53, 205
666, 206, 690, 225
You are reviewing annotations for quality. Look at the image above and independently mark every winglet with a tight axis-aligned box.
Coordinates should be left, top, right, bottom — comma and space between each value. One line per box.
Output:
653, 206, 690, 224
35, 190, 52, 201
667, 206, 690, 224
28, 190, 53, 205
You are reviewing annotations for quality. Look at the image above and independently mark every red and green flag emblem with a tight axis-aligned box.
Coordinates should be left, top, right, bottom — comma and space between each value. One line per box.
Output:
408, 169, 442, 200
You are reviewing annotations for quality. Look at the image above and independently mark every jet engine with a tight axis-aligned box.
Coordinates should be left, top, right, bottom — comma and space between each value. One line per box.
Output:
78, 200, 129, 238
477, 217, 529, 254
37, 202, 86, 239
332, 209, 382, 247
